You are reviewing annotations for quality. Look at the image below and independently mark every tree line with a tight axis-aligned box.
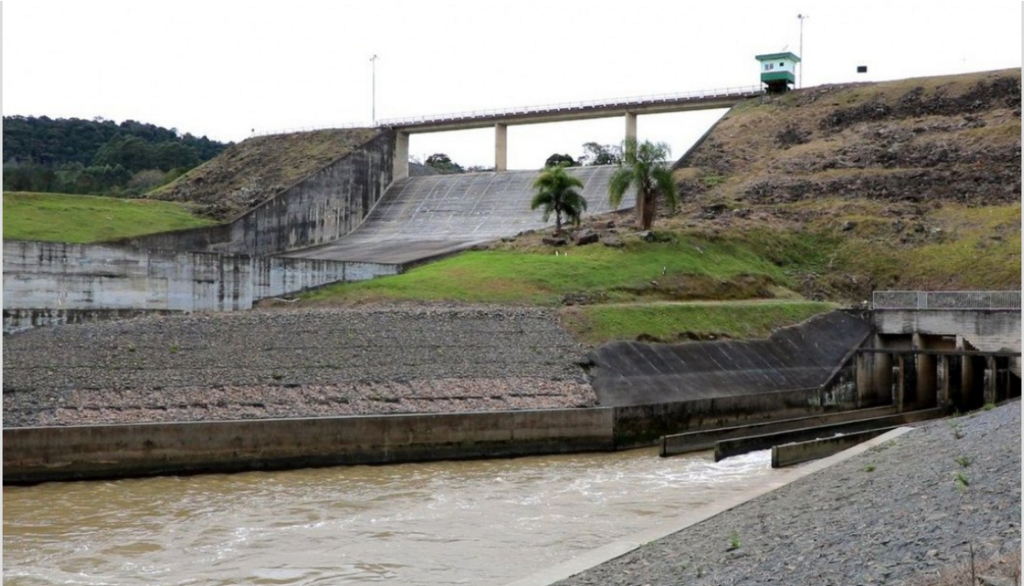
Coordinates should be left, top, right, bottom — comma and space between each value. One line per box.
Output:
3, 115, 229, 196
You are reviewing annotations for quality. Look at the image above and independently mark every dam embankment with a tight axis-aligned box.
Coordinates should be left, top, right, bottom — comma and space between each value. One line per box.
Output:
4, 307, 873, 482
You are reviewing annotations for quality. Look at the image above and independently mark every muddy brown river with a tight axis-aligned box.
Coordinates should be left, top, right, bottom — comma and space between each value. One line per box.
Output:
4, 448, 781, 585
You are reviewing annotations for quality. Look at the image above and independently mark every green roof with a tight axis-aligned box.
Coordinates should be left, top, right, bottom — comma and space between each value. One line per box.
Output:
755, 52, 801, 63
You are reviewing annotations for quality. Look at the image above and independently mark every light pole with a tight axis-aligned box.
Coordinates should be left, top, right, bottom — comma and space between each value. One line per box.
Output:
369, 54, 379, 125
797, 14, 809, 88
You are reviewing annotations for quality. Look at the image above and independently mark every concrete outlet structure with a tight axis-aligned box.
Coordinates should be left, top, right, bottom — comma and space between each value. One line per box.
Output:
857, 295, 1022, 412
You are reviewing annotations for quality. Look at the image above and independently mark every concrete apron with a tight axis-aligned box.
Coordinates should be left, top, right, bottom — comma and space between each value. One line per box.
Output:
505, 427, 915, 586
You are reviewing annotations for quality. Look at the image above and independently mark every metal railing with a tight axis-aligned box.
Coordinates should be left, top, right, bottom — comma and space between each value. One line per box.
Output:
251, 121, 369, 138
248, 84, 763, 138
873, 291, 1022, 310
377, 85, 762, 128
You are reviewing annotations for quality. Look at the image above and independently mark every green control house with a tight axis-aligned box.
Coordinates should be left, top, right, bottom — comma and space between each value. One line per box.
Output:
756, 52, 801, 93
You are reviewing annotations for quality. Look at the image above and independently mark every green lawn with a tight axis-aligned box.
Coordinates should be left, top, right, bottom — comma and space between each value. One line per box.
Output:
560, 300, 836, 345
303, 236, 797, 306
3, 191, 217, 243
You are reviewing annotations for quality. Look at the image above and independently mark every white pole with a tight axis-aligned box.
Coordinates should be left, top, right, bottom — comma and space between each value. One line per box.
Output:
370, 54, 379, 125
797, 14, 809, 88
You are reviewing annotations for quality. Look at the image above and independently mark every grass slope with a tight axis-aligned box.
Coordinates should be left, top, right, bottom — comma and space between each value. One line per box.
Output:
560, 300, 835, 345
149, 128, 380, 220
3, 191, 216, 243
303, 236, 796, 307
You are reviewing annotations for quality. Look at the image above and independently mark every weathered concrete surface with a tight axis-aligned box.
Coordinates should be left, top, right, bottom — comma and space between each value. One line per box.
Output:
661, 404, 898, 456
280, 166, 636, 264
2, 308, 180, 335
770, 427, 896, 468
3, 240, 254, 313
3, 408, 615, 484
612, 386, 860, 449
125, 131, 395, 256
2, 240, 399, 332
3, 307, 594, 428
874, 308, 1022, 376
713, 407, 946, 461
590, 310, 871, 407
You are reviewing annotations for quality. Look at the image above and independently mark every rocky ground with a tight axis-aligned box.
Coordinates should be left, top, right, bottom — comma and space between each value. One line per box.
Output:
3, 306, 595, 427
558, 401, 1021, 586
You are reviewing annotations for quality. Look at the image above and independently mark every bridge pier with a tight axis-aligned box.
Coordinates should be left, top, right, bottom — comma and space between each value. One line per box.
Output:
913, 334, 938, 410
856, 348, 892, 408
394, 131, 409, 181
495, 123, 507, 171
625, 112, 637, 143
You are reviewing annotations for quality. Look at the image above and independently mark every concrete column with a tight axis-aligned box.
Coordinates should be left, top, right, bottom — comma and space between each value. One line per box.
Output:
984, 356, 997, 405
495, 123, 508, 172
895, 354, 907, 412
393, 131, 409, 181
625, 112, 637, 143
938, 355, 951, 407
857, 352, 892, 408
915, 354, 937, 409
961, 355, 976, 409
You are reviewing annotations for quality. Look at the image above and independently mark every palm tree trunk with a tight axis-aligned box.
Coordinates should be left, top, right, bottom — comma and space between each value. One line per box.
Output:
555, 211, 562, 236
641, 191, 656, 230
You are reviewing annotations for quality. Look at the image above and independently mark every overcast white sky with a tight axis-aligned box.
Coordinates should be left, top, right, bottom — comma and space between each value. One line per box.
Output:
3, 1, 1021, 169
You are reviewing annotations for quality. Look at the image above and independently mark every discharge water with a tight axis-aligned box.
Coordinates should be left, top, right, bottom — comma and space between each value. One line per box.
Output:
4, 448, 781, 585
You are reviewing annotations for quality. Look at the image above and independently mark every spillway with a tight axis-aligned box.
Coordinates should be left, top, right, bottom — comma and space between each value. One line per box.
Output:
281, 166, 635, 265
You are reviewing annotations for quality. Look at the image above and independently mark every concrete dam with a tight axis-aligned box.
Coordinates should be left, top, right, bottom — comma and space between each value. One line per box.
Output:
281, 166, 635, 265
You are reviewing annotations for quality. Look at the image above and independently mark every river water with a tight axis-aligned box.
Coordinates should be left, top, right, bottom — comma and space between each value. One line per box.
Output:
4, 448, 780, 585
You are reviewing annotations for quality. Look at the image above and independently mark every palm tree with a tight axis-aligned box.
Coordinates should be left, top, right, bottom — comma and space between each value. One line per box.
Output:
608, 138, 678, 230
531, 164, 588, 236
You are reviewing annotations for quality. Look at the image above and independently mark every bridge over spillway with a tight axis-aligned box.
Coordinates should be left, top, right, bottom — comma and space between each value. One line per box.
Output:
383, 85, 762, 177
281, 86, 764, 265
281, 166, 634, 265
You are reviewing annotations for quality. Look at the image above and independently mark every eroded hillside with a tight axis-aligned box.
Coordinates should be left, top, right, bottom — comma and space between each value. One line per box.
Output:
149, 127, 380, 220
663, 69, 1021, 299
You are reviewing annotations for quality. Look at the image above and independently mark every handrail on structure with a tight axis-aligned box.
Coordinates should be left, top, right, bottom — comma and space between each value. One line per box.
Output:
377, 85, 763, 128
872, 291, 1022, 310
250, 84, 764, 138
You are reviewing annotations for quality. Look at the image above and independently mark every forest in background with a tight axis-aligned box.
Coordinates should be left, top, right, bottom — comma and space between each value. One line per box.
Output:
3, 116, 230, 196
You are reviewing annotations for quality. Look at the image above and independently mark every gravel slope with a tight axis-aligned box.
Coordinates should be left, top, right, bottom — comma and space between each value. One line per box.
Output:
3, 306, 594, 427
558, 402, 1021, 586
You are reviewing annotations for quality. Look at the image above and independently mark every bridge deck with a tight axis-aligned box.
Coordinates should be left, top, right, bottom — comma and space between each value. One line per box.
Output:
381, 86, 761, 133
280, 166, 635, 265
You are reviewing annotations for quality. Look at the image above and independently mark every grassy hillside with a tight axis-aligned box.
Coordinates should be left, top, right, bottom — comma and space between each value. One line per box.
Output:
560, 300, 836, 345
301, 235, 798, 307
664, 68, 1021, 298
3, 191, 217, 243
149, 128, 380, 220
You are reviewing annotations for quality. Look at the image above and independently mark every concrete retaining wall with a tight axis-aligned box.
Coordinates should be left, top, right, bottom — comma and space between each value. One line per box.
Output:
124, 130, 396, 256
3, 240, 399, 333
3, 408, 615, 484
590, 311, 871, 408
874, 309, 1021, 353
3, 240, 254, 313
2, 308, 181, 335
771, 428, 895, 468
612, 385, 858, 448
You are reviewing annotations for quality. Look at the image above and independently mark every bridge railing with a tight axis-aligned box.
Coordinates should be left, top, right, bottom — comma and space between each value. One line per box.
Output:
377, 85, 763, 127
249, 84, 764, 137
251, 122, 370, 138
873, 291, 1022, 310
